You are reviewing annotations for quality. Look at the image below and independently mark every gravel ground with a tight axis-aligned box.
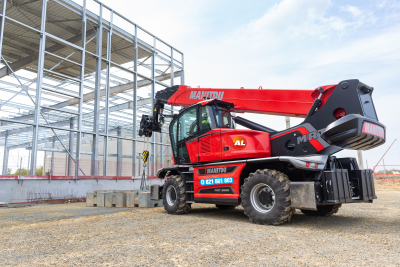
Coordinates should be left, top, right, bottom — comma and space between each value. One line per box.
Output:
0, 186, 399, 267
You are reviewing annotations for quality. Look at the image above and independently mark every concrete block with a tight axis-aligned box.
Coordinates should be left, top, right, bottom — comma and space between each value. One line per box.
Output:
86, 192, 96, 207
96, 192, 106, 207
126, 191, 140, 207
105, 192, 126, 207
104, 192, 114, 207
114, 192, 126, 207
138, 192, 162, 208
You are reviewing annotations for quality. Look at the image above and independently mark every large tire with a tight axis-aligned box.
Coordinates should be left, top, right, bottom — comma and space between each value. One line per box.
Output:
240, 169, 292, 226
301, 204, 341, 217
215, 204, 237, 210
162, 175, 191, 214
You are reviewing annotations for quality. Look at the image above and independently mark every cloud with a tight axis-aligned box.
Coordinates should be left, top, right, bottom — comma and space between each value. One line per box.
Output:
74, 0, 400, 170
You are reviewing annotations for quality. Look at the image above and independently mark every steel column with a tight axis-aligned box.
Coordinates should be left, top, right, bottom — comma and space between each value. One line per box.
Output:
50, 137, 55, 176
171, 48, 174, 86
30, 0, 48, 175
150, 36, 156, 176
160, 131, 163, 169
117, 127, 121, 177
170, 47, 174, 166
76, 0, 87, 178
103, 11, 112, 176
181, 53, 184, 85
67, 117, 74, 175
2, 130, 8, 175
0, 0, 6, 58
91, 5, 103, 176
132, 24, 138, 177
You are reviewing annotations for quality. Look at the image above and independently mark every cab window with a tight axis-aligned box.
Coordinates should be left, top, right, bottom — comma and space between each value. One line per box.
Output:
214, 107, 233, 128
177, 107, 197, 141
199, 106, 213, 135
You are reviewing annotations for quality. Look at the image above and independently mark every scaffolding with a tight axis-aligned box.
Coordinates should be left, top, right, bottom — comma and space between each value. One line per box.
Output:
0, 0, 184, 178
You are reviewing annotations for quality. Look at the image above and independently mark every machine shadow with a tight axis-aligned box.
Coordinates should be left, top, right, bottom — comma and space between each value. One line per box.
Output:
177, 206, 396, 230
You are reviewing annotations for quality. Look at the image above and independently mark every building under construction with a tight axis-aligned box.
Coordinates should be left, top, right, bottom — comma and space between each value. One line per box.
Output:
0, 0, 183, 203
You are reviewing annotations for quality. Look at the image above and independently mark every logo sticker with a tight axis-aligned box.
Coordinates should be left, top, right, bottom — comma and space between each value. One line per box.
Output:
189, 91, 224, 100
362, 122, 384, 138
200, 177, 233, 186
233, 136, 247, 149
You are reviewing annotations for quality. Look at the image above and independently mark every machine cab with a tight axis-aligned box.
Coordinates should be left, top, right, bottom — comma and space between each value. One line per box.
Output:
169, 100, 234, 164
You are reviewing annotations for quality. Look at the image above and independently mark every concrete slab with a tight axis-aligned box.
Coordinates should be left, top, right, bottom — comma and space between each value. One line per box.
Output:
86, 193, 96, 207
126, 191, 140, 207
104, 192, 114, 207
138, 192, 162, 208
114, 192, 126, 208
96, 192, 106, 207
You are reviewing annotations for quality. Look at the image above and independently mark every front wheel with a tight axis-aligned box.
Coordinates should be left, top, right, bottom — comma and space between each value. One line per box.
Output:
162, 175, 191, 214
240, 169, 292, 225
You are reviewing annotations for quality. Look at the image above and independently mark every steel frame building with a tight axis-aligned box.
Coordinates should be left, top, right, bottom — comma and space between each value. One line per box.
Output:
0, 0, 183, 178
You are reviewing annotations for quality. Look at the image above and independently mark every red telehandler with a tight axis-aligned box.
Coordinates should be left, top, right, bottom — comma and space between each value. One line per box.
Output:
139, 79, 385, 225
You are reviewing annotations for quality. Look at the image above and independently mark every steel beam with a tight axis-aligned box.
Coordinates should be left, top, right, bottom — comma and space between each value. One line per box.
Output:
0, 71, 182, 127
0, 98, 152, 138
0, 28, 96, 78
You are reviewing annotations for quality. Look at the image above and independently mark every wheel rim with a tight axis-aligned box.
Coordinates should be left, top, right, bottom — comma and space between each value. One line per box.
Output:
250, 183, 275, 213
166, 185, 177, 206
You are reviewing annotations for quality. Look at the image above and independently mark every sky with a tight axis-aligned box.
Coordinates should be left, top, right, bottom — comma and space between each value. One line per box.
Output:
93, 0, 400, 171
5, 0, 400, 172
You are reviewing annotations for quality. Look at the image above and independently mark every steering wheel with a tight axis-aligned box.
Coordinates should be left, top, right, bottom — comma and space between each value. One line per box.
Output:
187, 121, 197, 136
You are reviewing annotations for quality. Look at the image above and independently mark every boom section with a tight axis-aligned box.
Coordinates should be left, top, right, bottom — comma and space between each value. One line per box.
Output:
166, 84, 337, 117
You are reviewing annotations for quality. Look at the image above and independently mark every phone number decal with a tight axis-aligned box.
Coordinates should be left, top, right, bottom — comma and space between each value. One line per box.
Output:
200, 177, 233, 186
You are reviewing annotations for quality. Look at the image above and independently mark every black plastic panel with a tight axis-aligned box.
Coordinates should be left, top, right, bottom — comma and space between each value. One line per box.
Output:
323, 169, 353, 204
350, 170, 376, 201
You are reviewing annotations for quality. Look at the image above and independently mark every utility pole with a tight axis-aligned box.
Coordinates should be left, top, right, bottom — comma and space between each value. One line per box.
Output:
383, 158, 386, 175
357, 151, 364, 170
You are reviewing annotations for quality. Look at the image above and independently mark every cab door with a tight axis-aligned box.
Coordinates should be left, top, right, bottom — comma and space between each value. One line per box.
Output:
198, 106, 221, 162
176, 106, 198, 164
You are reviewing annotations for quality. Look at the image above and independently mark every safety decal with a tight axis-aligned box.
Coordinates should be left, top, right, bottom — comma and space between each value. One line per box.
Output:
200, 177, 233, 186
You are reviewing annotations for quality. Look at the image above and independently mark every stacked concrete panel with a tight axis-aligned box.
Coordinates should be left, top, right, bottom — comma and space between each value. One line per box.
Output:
86, 190, 162, 208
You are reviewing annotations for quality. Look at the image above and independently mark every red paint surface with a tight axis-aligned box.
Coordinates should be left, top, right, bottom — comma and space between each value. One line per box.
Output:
194, 163, 246, 199
168, 84, 336, 117
221, 129, 271, 160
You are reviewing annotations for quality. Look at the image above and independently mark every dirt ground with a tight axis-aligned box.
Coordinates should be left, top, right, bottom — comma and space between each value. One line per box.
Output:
0, 186, 399, 267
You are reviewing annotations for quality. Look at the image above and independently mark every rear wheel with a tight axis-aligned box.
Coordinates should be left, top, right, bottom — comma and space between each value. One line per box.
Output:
240, 169, 292, 226
162, 175, 191, 214
215, 204, 237, 210
301, 204, 341, 217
